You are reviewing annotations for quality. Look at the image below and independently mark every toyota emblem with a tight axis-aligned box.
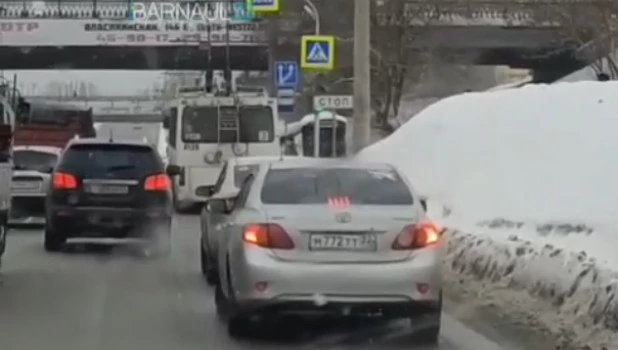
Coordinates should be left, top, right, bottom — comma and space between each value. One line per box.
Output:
335, 212, 352, 223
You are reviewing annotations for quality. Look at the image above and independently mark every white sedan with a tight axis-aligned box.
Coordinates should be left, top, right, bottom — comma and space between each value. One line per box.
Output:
199, 155, 304, 285
10, 145, 61, 225
209, 158, 443, 343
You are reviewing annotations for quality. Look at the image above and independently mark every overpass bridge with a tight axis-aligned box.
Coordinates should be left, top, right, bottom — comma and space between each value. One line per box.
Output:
274, 0, 613, 81
0, 0, 612, 81
23, 95, 165, 119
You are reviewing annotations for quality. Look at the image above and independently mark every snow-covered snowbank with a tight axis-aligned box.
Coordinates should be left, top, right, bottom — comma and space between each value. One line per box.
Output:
358, 81, 618, 347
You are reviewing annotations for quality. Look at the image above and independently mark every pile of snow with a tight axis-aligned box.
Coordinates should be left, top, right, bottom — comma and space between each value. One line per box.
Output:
357, 81, 618, 347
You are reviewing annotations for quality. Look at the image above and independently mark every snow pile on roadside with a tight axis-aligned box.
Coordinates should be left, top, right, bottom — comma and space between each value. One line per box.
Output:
357, 81, 618, 347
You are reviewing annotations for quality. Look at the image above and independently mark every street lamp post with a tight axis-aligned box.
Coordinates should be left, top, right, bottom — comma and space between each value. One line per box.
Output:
303, 0, 323, 157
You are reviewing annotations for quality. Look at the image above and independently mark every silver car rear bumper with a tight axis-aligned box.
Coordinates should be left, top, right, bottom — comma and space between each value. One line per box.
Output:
229, 245, 442, 314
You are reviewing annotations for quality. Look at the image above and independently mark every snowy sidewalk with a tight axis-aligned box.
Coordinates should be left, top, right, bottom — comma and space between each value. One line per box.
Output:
357, 81, 618, 348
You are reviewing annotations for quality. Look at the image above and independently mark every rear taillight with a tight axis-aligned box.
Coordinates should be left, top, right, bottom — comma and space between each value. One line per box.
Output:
52, 172, 77, 190
144, 174, 170, 191
392, 221, 440, 250
242, 223, 295, 250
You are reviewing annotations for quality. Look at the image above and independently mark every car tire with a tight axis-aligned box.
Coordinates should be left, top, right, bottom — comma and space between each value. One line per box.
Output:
0, 224, 7, 256
227, 314, 251, 339
214, 282, 230, 319
413, 293, 442, 344
200, 242, 219, 286
44, 227, 65, 252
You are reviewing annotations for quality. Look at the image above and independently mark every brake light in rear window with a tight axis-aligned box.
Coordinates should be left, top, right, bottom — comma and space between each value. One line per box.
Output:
328, 196, 350, 208
52, 172, 77, 190
144, 173, 170, 191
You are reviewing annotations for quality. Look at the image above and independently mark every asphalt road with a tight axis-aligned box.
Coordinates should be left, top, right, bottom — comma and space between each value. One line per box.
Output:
0, 213, 513, 350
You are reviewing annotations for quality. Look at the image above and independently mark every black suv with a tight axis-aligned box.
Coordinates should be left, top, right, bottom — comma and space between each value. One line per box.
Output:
44, 138, 180, 254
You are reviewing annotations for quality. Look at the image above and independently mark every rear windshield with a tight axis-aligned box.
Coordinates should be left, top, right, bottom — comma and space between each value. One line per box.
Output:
261, 168, 413, 205
181, 106, 274, 143
58, 144, 162, 179
14, 150, 58, 173
234, 164, 259, 187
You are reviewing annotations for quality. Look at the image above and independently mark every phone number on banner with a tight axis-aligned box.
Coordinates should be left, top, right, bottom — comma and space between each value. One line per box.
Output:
94, 33, 266, 46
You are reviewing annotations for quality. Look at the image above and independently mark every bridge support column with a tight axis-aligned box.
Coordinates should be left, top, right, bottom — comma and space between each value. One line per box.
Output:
144, 48, 158, 70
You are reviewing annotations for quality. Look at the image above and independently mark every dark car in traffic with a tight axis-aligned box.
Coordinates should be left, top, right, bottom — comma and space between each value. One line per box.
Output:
44, 137, 180, 254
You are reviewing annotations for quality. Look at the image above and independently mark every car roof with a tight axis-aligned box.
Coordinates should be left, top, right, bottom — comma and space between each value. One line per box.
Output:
13, 145, 63, 154
231, 155, 307, 166
267, 157, 396, 171
66, 137, 154, 148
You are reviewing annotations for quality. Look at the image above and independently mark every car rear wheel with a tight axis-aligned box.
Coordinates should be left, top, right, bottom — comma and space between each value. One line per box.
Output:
227, 314, 252, 339
412, 292, 442, 344
214, 282, 230, 319
0, 224, 7, 256
44, 227, 65, 252
200, 242, 219, 286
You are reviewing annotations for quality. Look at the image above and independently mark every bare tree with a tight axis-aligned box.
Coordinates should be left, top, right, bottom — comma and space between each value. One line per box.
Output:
78, 81, 88, 97
87, 82, 99, 96
531, 1, 618, 79
370, 0, 436, 134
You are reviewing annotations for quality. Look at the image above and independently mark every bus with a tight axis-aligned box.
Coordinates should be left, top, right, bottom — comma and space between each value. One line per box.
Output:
280, 111, 348, 157
164, 86, 285, 212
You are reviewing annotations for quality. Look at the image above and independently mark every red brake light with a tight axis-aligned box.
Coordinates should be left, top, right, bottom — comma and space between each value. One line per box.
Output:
52, 172, 77, 189
328, 196, 350, 208
242, 223, 294, 250
392, 221, 440, 250
144, 174, 170, 191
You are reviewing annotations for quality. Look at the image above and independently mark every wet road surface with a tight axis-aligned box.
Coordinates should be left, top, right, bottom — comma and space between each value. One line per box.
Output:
0, 214, 506, 350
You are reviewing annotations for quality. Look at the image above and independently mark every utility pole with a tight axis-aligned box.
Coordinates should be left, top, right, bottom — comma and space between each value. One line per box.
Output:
352, 0, 371, 153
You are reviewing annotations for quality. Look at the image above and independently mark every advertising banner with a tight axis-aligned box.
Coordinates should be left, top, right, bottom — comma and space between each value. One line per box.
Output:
0, 20, 266, 46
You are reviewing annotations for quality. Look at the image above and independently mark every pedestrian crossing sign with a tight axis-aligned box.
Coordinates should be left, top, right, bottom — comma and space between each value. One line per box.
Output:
247, 0, 280, 14
300, 35, 335, 70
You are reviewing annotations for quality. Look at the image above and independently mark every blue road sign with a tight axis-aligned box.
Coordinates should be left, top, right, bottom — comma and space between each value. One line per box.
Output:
274, 61, 298, 88
300, 35, 335, 70
277, 88, 295, 113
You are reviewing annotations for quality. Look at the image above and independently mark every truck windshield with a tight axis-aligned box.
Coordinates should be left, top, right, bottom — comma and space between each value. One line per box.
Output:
181, 106, 274, 143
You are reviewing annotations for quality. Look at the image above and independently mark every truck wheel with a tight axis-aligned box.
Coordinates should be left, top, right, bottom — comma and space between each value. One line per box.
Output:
44, 227, 65, 252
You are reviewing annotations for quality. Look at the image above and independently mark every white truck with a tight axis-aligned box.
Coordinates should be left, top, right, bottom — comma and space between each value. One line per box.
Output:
280, 111, 348, 157
0, 81, 17, 266
163, 86, 285, 212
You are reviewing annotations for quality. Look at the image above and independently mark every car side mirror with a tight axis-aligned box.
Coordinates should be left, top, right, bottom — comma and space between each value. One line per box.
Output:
166, 164, 181, 176
420, 198, 427, 212
195, 185, 215, 198
207, 198, 233, 214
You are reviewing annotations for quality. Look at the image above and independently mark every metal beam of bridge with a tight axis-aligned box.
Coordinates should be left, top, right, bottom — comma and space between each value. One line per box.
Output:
24, 95, 163, 102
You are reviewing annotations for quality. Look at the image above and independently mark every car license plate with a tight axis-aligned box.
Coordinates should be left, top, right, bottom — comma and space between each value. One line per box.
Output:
309, 234, 377, 251
11, 181, 40, 190
88, 184, 129, 194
